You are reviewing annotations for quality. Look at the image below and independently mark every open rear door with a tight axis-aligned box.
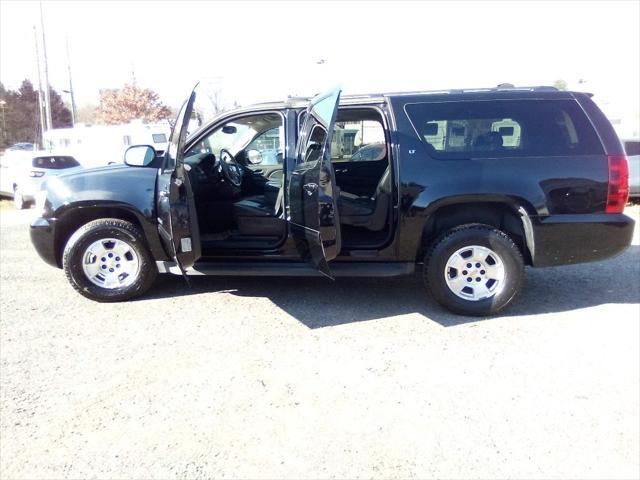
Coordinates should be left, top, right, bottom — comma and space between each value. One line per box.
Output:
288, 87, 342, 278
156, 88, 201, 277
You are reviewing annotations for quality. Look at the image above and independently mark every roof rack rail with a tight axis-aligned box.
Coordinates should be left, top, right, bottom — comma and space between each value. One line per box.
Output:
493, 85, 559, 91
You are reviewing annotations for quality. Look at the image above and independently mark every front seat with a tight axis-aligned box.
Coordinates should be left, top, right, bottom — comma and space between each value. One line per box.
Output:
233, 180, 285, 236
339, 167, 391, 231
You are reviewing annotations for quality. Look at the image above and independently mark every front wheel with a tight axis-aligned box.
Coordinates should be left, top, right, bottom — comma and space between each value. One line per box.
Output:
63, 218, 158, 302
424, 224, 524, 316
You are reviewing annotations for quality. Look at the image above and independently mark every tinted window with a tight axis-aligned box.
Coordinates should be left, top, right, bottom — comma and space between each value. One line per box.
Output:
304, 125, 327, 164
405, 99, 603, 158
624, 140, 640, 156
32, 156, 80, 169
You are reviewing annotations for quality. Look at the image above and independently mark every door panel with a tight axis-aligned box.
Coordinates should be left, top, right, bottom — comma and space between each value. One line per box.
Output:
334, 160, 388, 197
157, 89, 201, 273
287, 87, 342, 278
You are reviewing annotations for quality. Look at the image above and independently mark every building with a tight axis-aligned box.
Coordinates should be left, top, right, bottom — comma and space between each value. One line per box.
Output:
43, 120, 171, 167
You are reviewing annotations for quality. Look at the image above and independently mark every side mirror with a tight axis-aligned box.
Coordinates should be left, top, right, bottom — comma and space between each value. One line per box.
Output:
124, 145, 156, 167
247, 149, 263, 165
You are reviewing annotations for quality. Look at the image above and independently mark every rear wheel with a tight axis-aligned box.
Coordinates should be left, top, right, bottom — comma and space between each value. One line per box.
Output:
13, 186, 27, 210
63, 218, 157, 302
424, 224, 524, 316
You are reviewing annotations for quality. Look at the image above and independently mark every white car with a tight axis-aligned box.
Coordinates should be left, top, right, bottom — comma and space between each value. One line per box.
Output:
0, 150, 83, 209
623, 139, 640, 199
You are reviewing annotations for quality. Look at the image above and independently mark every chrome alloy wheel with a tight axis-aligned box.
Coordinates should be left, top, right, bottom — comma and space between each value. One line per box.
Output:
444, 245, 505, 301
81, 238, 140, 289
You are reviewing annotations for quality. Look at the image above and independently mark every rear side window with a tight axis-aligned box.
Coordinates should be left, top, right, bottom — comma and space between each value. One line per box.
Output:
32, 156, 80, 169
405, 99, 603, 159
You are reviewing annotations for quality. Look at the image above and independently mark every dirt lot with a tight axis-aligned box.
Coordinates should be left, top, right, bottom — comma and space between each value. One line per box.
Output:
1, 203, 639, 479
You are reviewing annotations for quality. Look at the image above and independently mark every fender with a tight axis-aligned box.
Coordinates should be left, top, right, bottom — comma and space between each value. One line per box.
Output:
42, 165, 169, 264
397, 192, 537, 262
53, 201, 168, 264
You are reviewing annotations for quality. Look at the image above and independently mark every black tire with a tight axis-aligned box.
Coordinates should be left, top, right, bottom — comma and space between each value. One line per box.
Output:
63, 218, 158, 302
424, 224, 524, 316
13, 186, 27, 210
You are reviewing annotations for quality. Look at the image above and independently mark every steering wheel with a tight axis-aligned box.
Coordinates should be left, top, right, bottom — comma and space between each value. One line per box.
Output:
219, 149, 243, 187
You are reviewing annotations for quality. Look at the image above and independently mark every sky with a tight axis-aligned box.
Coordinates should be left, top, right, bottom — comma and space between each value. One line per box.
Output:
1, 0, 639, 129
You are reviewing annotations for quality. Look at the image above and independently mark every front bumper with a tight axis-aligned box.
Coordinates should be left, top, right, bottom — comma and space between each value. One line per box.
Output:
530, 213, 635, 267
30, 216, 60, 268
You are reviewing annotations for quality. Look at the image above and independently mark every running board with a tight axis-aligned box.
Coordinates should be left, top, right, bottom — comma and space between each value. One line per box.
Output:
156, 261, 414, 277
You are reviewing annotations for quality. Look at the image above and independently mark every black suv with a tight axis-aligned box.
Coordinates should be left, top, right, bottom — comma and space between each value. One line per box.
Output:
30, 86, 634, 316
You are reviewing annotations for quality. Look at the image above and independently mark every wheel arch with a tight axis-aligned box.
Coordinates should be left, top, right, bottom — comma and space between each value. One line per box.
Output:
417, 196, 536, 265
53, 202, 167, 267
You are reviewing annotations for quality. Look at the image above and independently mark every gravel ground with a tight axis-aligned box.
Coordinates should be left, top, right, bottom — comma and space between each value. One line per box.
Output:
1, 203, 639, 479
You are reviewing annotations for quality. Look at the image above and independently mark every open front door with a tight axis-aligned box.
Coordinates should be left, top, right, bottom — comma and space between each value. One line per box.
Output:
157, 88, 201, 276
288, 87, 342, 278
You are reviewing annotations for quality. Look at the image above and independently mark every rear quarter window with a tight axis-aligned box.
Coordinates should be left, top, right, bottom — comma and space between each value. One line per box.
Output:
32, 156, 80, 169
404, 99, 603, 159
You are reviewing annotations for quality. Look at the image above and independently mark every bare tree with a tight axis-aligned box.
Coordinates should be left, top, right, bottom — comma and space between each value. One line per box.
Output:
96, 84, 172, 124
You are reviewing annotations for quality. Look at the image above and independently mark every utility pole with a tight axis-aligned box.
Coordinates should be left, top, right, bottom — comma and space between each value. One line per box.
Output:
33, 25, 46, 147
39, 2, 52, 131
65, 37, 77, 126
0, 100, 6, 145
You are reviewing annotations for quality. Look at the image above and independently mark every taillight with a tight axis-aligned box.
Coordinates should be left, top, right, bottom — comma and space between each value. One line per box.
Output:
606, 154, 629, 214
29, 171, 45, 178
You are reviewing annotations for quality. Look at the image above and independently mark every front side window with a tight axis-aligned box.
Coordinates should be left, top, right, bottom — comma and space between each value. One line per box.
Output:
185, 112, 283, 163
405, 99, 603, 158
303, 125, 328, 164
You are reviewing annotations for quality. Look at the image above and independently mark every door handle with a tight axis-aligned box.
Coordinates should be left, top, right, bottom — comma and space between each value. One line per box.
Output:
303, 183, 318, 196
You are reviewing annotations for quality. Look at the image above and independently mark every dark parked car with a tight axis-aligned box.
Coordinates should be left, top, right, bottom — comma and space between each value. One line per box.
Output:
30, 86, 634, 316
